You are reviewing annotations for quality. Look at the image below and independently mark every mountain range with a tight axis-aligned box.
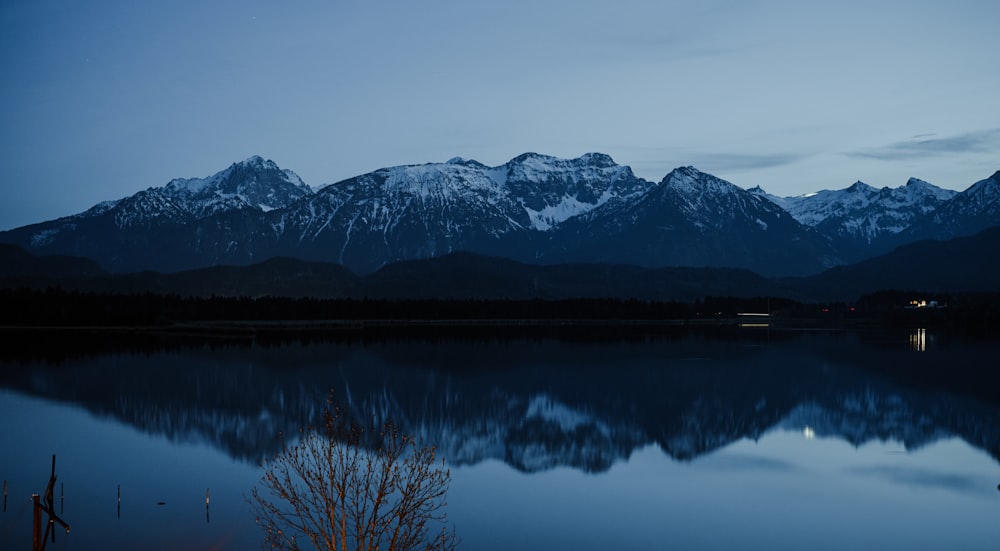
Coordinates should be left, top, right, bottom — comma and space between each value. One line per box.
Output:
0, 153, 997, 295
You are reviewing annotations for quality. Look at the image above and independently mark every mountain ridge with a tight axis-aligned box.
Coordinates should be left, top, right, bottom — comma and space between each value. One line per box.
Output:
0, 153, 995, 278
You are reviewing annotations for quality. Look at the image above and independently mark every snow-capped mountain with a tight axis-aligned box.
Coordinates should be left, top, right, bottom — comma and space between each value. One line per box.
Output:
497, 152, 652, 230
250, 152, 649, 272
2, 156, 314, 272
547, 166, 842, 276
88, 155, 313, 229
751, 177, 958, 258
162, 155, 312, 218
0, 154, 995, 277
899, 170, 1000, 243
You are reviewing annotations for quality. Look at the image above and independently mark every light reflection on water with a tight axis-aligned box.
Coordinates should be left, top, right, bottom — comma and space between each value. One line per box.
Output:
910, 328, 928, 351
1, 329, 999, 550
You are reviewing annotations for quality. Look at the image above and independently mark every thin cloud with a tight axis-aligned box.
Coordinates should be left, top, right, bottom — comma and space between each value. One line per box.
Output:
687, 152, 807, 172
847, 129, 1000, 161
606, 147, 808, 182
603, 34, 760, 63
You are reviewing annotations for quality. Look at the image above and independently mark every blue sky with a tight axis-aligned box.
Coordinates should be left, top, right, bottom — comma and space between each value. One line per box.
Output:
1, 0, 998, 230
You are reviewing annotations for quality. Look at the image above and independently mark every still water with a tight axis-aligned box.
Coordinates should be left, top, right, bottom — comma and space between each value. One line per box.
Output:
1, 327, 998, 550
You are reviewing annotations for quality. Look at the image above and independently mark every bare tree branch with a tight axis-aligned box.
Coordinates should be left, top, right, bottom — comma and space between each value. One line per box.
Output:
248, 398, 458, 551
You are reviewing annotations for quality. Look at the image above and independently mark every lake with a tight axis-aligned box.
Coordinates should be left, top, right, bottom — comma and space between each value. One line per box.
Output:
1, 326, 998, 550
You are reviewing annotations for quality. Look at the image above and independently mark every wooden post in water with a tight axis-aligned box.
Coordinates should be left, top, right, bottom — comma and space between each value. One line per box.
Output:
32, 494, 41, 551
48, 455, 55, 546
28, 455, 70, 550
117, 484, 121, 519
60, 482, 64, 515
205, 488, 210, 524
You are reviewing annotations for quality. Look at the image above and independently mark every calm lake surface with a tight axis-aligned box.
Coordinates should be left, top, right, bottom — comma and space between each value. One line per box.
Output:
1, 326, 998, 550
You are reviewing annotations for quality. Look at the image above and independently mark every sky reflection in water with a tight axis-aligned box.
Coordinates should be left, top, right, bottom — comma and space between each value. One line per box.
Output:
449, 434, 998, 551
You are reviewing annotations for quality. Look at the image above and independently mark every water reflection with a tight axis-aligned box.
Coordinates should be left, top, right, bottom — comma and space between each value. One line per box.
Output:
1, 329, 998, 471
2, 329, 1000, 551
910, 327, 928, 351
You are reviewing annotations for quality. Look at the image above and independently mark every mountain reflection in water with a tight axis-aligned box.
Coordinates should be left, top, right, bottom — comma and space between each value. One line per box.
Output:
3, 327, 1000, 551
1, 328, 998, 472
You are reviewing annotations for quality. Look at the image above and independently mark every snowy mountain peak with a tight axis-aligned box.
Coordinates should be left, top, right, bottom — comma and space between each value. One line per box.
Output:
956, 170, 1000, 206
234, 155, 308, 185
238, 154, 272, 168
500, 153, 649, 231
661, 165, 698, 184
509, 152, 548, 164
578, 152, 617, 168
444, 157, 488, 170
504, 152, 627, 178
673, 165, 700, 176
899, 178, 955, 202
969, 170, 1000, 191
661, 166, 741, 196
664, 165, 729, 184
900, 169, 999, 242
155, 156, 313, 217
650, 166, 795, 235
846, 181, 874, 193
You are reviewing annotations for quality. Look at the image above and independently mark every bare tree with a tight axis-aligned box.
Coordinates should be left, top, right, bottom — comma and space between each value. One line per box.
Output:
249, 402, 458, 551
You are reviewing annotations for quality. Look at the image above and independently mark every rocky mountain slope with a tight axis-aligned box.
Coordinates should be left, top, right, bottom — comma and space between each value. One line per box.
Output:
549, 166, 841, 276
898, 170, 1000, 243
256, 152, 652, 273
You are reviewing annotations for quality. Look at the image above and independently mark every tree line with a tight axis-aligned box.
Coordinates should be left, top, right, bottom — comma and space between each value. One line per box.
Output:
1, 287, 996, 332
0, 287, 701, 325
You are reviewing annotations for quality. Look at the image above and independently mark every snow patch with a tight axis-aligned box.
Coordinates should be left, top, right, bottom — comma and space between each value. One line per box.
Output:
525, 189, 615, 231
525, 394, 608, 435
165, 177, 211, 195
31, 228, 62, 247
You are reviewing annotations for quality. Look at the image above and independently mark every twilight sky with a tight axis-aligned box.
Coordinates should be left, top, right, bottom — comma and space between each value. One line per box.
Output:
1, 0, 998, 230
